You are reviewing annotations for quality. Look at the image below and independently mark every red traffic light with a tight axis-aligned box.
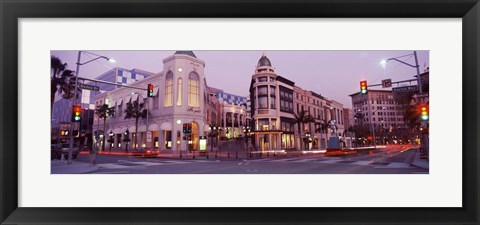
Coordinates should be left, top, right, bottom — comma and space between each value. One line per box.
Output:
360, 80, 368, 94
71, 105, 82, 122
148, 83, 154, 97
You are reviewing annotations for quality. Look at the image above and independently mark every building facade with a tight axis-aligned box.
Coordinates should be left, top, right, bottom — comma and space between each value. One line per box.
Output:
94, 51, 210, 152
249, 53, 345, 151
51, 67, 153, 147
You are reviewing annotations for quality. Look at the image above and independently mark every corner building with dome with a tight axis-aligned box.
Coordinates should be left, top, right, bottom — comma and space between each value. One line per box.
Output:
94, 51, 209, 151
249, 53, 345, 151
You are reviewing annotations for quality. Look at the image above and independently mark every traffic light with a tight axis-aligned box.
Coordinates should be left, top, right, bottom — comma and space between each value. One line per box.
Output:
187, 123, 192, 134
147, 83, 154, 97
183, 123, 192, 134
60, 130, 69, 136
71, 105, 82, 122
360, 80, 368, 95
420, 105, 429, 120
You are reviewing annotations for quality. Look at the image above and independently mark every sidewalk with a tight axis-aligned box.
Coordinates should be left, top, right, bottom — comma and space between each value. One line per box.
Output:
409, 150, 429, 170
51, 160, 99, 174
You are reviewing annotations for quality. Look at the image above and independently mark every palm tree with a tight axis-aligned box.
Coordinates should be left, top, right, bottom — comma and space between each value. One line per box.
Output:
95, 104, 115, 151
51, 56, 76, 111
124, 100, 147, 151
315, 120, 329, 149
294, 110, 315, 150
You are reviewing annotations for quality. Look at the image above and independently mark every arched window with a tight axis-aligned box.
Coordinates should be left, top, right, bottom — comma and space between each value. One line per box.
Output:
188, 72, 200, 107
164, 71, 173, 107
176, 78, 183, 106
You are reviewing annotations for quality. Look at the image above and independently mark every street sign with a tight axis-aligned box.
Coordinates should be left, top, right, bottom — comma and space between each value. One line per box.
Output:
382, 79, 392, 88
392, 85, 418, 93
77, 83, 100, 91
415, 93, 429, 98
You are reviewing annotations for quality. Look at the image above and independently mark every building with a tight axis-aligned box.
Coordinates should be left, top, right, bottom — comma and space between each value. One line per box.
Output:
215, 89, 248, 139
51, 67, 154, 147
350, 89, 406, 128
94, 51, 213, 152
343, 108, 354, 131
92, 51, 252, 152
249, 53, 345, 151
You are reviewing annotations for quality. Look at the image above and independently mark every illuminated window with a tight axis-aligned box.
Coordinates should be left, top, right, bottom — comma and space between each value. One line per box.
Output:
177, 78, 183, 106
164, 71, 173, 107
188, 72, 200, 107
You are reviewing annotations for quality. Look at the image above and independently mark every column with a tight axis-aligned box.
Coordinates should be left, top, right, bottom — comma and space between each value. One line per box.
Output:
223, 112, 227, 137
171, 126, 177, 151
231, 113, 235, 138
113, 134, 118, 151
158, 130, 164, 151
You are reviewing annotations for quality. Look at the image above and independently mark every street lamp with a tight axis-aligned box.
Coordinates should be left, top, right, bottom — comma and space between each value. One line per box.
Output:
108, 131, 114, 151
305, 131, 311, 150
123, 129, 130, 152
243, 126, 251, 156
380, 51, 423, 93
358, 106, 385, 148
67, 51, 115, 165
209, 124, 219, 152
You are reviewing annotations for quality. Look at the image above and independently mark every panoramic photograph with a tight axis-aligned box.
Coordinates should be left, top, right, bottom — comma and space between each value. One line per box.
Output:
50, 50, 429, 174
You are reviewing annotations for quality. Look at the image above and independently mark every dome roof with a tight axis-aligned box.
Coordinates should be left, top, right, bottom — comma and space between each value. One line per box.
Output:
174, 51, 197, 58
257, 52, 272, 67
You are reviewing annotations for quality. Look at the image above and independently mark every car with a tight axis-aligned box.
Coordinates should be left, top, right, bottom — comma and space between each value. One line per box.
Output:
133, 148, 159, 158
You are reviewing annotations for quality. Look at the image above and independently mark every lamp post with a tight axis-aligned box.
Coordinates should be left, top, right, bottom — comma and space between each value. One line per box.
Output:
380, 51, 423, 94
67, 51, 115, 165
243, 126, 251, 156
304, 131, 312, 150
360, 106, 386, 148
108, 131, 114, 151
209, 124, 219, 152
123, 129, 130, 152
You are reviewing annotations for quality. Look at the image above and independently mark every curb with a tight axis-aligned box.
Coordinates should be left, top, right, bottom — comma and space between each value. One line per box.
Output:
408, 149, 429, 169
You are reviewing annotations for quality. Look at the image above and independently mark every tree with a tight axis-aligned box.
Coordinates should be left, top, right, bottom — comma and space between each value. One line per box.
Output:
315, 120, 329, 149
51, 56, 77, 112
124, 100, 147, 151
95, 104, 115, 151
394, 91, 422, 140
294, 110, 315, 150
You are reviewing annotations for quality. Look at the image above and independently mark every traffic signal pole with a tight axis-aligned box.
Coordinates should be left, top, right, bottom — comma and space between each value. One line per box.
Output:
67, 51, 82, 165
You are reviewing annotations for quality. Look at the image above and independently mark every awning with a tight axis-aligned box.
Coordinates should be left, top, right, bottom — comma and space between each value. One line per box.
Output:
148, 123, 159, 131
110, 100, 117, 107
116, 98, 123, 105
138, 125, 147, 132
160, 122, 172, 130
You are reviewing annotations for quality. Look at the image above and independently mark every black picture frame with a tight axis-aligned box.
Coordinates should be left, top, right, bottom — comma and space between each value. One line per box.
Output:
1, 0, 478, 224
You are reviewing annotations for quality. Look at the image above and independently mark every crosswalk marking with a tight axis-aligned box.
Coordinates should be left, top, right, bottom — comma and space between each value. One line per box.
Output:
98, 159, 214, 170
247, 158, 413, 168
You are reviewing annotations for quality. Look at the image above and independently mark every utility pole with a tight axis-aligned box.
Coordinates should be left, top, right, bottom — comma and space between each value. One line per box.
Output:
67, 51, 81, 165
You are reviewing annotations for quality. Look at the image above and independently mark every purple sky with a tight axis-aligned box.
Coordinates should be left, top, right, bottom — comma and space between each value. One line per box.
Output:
51, 50, 429, 108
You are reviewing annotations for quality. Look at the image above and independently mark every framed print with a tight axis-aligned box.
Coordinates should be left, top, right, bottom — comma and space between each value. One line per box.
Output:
1, 0, 479, 224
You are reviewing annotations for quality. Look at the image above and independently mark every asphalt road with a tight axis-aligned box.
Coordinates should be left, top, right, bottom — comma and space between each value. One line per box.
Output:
76, 147, 428, 174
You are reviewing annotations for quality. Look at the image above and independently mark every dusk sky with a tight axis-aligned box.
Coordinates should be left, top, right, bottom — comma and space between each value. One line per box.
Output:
51, 50, 429, 108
